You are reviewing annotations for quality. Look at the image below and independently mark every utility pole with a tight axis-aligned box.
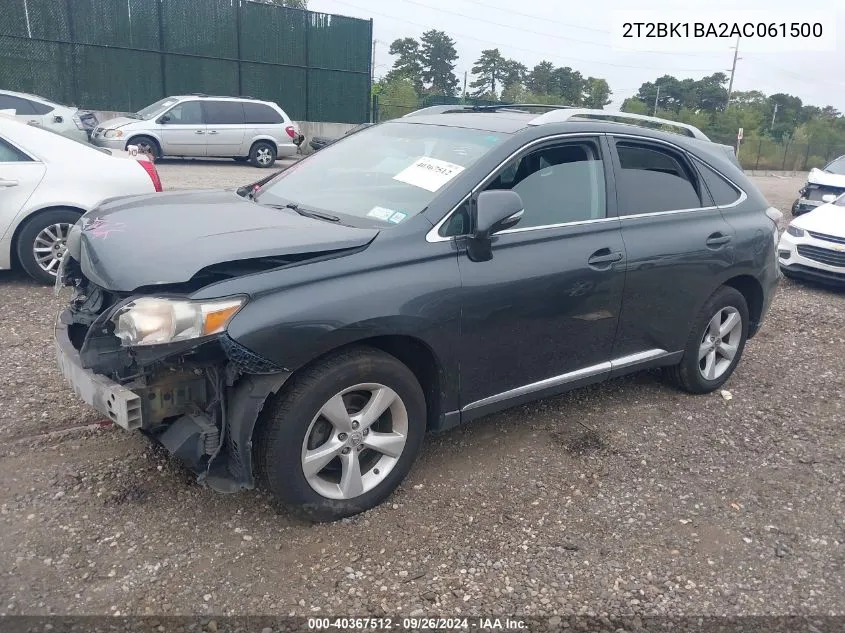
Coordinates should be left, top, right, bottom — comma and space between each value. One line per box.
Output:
371, 39, 378, 87
725, 36, 740, 109
463, 71, 468, 101
770, 103, 779, 130
653, 85, 660, 116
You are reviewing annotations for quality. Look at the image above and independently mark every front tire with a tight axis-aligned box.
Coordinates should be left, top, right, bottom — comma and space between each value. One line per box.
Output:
255, 347, 426, 522
249, 141, 277, 168
15, 208, 81, 284
666, 286, 749, 394
127, 136, 160, 162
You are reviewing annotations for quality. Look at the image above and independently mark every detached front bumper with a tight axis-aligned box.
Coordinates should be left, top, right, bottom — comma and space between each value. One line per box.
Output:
55, 309, 143, 429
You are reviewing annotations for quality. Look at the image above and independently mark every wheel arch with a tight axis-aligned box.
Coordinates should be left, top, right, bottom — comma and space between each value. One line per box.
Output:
124, 133, 162, 155
9, 204, 86, 268
723, 274, 765, 337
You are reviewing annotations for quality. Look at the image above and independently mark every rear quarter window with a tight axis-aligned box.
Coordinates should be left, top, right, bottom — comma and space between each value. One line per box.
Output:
695, 160, 742, 206
243, 102, 284, 124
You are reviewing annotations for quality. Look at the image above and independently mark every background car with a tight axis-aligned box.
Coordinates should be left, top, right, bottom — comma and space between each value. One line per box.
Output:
779, 192, 845, 285
309, 122, 374, 152
92, 95, 301, 167
0, 115, 162, 283
0, 89, 97, 143
791, 155, 845, 216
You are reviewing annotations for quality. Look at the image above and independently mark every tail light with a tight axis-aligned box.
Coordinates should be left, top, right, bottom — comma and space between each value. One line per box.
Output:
137, 159, 162, 192
765, 207, 783, 247
284, 125, 297, 139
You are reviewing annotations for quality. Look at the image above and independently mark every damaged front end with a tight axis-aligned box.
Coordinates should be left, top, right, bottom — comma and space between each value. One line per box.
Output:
794, 167, 845, 216
55, 256, 290, 493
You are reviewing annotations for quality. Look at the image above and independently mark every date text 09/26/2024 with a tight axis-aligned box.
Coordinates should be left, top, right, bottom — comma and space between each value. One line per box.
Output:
307, 617, 526, 630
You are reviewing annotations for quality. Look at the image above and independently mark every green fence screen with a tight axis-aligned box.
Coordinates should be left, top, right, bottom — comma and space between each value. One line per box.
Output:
0, 0, 372, 123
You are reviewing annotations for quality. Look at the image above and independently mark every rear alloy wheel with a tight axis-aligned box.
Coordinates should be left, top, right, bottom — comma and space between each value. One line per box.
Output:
256, 347, 426, 522
249, 141, 277, 168
666, 286, 749, 394
16, 208, 80, 284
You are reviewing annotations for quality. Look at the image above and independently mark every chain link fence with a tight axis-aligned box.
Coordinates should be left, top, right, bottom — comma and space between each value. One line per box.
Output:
0, 0, 373, 123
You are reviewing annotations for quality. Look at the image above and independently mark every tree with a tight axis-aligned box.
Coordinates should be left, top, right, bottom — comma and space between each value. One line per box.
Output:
469, 48, 507, 97
584, 77, 611, 109
550, 66, 586, 105
526, 61, 555, 95
261, 0, 308, 7
419, 30, 459, 96
385, 37, 424, 93
375, 78, 419, 121
500, 59, 527, 94
695, 72, 728, 111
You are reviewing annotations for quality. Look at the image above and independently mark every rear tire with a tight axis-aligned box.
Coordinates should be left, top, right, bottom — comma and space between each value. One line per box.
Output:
255, 346, 426, 522
665, 286, 749, 394
15, 208, 81, 284
249, 141, 276, 168
127, 136, 160, 162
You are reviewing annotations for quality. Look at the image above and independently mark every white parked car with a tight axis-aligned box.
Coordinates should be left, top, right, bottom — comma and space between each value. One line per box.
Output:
778, 192, 845, 285
791, 155, 845, 216
92, 95, 301, 167
0, 115, 162, 284
0, 89, 97, 144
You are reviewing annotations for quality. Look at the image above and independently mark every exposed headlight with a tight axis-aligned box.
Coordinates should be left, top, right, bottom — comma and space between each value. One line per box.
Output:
103, 129, 123, 138
112, 297, 246, 347
786, 225, 805, 238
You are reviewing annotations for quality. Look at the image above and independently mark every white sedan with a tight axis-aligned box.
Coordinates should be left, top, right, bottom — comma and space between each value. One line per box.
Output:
0, 115, 161, 283
778, 192, 845, 285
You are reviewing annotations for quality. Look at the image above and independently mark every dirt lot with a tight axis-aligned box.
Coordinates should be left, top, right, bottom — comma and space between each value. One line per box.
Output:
0, 174, 843, 618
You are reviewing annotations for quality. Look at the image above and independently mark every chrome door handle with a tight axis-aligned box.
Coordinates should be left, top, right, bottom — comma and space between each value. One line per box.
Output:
0, 179, 19, 187
588, 250, 624, 266
208, 130, 218, 135
706, 233, 732, 248
195, 130, 205, 135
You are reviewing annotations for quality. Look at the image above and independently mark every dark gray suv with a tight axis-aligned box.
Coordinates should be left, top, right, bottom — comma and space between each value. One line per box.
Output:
55, 106, 781, 522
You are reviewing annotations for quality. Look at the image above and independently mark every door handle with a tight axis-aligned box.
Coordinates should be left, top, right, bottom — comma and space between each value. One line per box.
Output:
0, 179, 19, 188
208, 130, 218, 135
706, 233, 732, 248
195, 130, 205, 135
587, 249, 624, 266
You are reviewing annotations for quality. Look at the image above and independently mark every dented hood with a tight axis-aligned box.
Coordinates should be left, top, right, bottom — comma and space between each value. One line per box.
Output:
67, 190, 379, 291
807, 168, 845, 188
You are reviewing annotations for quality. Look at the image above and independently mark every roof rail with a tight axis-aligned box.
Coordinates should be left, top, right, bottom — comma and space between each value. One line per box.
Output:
470, 103, 576, 112
528, 108, 711, 141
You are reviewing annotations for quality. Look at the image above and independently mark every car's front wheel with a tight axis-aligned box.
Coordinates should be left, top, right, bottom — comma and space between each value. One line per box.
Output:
255, 347, 426, 522
666, 286, 749, 394
16, 208, 81, 284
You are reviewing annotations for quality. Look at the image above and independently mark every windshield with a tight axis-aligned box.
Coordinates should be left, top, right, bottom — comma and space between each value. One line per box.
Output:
824, 155, 845, 175
137, 97, 179, 120
256, 121, 504, 225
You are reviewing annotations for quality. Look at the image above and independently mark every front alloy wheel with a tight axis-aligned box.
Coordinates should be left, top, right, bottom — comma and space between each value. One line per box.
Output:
697, 307, 742, 381
256, 347, 426, 522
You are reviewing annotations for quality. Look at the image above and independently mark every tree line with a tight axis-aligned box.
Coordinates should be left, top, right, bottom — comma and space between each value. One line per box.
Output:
376, 30, 845, 164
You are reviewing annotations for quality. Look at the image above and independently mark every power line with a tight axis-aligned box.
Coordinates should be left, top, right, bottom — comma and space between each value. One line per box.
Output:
334, 0, 719, 73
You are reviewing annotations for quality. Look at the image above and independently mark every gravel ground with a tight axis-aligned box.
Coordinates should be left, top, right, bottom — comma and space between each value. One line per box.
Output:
0, 174, 843, 618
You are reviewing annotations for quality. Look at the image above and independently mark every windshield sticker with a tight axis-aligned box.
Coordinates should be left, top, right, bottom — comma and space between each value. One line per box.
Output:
388, 211, 408, 224
366, 206, 397, 221
393, 156, 465, 192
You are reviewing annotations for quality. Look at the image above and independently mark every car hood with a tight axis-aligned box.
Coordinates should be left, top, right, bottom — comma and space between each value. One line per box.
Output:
793, 202, 845, 236
67, 190, 379, 291
97, 116, 144, 129
807, 168, 845, 188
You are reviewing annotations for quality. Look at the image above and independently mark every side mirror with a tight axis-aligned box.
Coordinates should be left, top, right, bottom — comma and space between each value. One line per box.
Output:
53, 115, 63, 123
822, 194, 837, 204
474, 190, 524, 239
467, 190, 524, 262
159, 114, 171, 124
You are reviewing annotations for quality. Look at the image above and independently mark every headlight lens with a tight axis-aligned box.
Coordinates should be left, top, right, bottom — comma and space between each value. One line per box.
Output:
103, 129, 123, 138
786, 225, 805, 238
112, 297, 246, 346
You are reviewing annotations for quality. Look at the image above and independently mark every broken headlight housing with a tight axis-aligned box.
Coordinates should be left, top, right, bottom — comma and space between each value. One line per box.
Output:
112, 297, 246, 347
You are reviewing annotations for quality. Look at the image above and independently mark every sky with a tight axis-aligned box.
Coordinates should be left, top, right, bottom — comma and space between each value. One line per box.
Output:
308, 0, 845, 113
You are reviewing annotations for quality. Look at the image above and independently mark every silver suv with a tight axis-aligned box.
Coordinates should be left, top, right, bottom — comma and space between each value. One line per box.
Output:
92, 95, 300, 167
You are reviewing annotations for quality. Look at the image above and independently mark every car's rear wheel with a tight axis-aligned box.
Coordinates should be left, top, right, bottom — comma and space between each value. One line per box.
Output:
255, 347, 426, 522
666, 286, 749, 394
128, 136, 160, 161
15, 208, 81, 284
249, 141, 277, 168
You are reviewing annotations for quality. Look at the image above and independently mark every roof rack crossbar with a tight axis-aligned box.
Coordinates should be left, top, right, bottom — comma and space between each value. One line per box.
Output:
528, 108, 711, 141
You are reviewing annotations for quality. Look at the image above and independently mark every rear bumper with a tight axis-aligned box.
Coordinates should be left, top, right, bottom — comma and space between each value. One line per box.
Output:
54, 309, 143, 429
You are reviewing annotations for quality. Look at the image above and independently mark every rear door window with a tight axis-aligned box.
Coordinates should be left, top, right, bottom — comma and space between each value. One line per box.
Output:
0, 137, 32, 162
0, 94, 35, 114
28, 100, 54, 115
243, 102, 283, 124
614, 141, 703, 215
204, 101, 245, 125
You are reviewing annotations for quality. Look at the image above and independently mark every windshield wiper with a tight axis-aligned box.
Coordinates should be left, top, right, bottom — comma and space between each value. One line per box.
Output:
268, 203, 341, 223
